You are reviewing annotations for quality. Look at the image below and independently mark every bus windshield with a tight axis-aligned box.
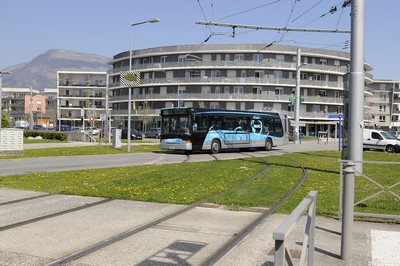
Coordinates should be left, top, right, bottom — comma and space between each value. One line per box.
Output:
162, 116, 190, 134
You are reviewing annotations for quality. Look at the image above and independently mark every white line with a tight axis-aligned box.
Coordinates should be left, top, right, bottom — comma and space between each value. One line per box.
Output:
371, 229, 400, 266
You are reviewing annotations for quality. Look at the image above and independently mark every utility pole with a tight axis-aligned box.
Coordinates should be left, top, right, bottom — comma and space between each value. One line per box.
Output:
29, 87, 33, 130
347, 0, 365, 173
341, 0, 365, 262
294, 48, 301, 144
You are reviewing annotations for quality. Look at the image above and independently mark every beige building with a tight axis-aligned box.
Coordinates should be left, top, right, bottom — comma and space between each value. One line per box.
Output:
57, 71, 108, 128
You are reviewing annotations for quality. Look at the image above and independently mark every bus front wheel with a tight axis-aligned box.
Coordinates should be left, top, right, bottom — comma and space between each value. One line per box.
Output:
210, 139, 221, 154
265, 138, 272, 151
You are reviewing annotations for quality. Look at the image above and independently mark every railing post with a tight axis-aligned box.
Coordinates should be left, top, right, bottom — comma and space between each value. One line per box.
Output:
274, 239, 285, 266
341, 161, 355, 261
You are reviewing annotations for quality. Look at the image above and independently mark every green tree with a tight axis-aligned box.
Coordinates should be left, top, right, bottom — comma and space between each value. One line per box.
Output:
1, 107, 11, 128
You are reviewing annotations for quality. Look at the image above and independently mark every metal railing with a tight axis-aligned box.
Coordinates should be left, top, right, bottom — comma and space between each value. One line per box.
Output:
273, 190, 318, 266
339, 160, 400, 220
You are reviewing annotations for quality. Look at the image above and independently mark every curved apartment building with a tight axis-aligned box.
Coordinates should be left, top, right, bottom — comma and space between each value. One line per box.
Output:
108, 44, 373, 136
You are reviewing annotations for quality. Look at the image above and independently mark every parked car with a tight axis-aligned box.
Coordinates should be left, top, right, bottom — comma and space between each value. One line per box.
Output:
85, 127, 100, 135
55, 125, 71, 131
33, 125, 46, 130
121, 128, 142, 140
145, 127, 161, 138
389, 131, 400, 140
363, 129, 400, 153
71, 126, 83, 132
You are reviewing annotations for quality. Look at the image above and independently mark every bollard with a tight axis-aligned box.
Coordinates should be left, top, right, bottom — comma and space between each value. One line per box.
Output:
341, 161, 355, 261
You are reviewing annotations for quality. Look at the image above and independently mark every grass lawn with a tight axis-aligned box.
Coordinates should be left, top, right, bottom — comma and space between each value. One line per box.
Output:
0, 150, 398, 220
0, 142, 161, 159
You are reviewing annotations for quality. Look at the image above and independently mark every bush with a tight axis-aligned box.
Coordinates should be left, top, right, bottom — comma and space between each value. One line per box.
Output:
24, 130, 68, 141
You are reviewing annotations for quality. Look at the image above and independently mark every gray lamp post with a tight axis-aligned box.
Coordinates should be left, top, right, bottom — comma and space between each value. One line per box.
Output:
127, 18, 160, 152
294, 49, 307, 144
0, 71, 11, 130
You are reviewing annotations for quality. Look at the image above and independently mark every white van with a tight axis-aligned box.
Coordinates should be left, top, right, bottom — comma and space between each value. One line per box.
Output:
363, 129, 400, 153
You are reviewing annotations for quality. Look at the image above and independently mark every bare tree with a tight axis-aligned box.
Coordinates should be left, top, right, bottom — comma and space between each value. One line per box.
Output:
138, 101, 154, 133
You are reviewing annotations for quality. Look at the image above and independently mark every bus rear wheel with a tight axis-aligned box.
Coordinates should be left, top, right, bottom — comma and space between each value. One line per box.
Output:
265, 138, 272, 151
210, 139, 221, 154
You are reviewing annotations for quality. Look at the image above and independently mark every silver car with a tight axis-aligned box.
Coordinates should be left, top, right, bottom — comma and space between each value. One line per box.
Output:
145, 128, 161, 138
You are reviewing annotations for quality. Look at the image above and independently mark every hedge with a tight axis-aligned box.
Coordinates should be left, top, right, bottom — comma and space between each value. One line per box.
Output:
24, 130, 68, 141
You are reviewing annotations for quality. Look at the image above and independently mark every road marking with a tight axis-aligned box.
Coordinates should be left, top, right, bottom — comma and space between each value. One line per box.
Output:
371, 229, 400, 266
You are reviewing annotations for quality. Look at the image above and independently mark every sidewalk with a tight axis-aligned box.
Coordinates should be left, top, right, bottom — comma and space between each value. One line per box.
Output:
23, 140, 159, 149
0, 188, 399, 266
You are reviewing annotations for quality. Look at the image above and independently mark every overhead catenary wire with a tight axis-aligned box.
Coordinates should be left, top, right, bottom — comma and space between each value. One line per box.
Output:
194, 0, 351, 57
215, 0, 281, 21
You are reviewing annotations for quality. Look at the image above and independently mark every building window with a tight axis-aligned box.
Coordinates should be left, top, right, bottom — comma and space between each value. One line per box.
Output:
234, 54, 244, 61
380, 84, 386, 90
274, 71, 283, 79
275, 88, 283, 96
314, 74, 321, 81
161, 56, 167, 63
210, 102, 219, 109
318, 90, 326, 96
379, 115, 386, 122
241, 70, 246, 78
380, 92, 386, 101
210, 70, 220, 77
255, 70, 264, 78
379, 104, 386, 112
276, 54, 285, 62
253, 54, 263, 62
300, 73, 308, 80
320, 59, 327, 65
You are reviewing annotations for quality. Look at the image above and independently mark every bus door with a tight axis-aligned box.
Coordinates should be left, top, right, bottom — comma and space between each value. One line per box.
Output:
250, 116, 267, 145
223, 117, 250, 148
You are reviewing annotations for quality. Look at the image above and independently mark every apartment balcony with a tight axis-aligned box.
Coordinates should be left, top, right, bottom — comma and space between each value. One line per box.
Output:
282, 110, 345, 121
110, 60, 349, 74
109, 76, 343, 90
59, 105, 105, 109
109, 93, 344, 105
58, 80, 107, 88
111, 109, 161, 116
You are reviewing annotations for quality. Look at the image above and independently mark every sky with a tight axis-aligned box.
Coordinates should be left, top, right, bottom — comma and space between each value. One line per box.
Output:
0, 0, 398, 80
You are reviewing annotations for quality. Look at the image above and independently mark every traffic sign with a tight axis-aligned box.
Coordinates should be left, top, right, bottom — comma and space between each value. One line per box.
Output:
291, 121, 306, 127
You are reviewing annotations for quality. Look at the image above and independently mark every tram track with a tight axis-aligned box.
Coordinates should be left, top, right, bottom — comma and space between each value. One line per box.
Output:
1, 152, 306, 265
200, 153, 308, 265
0, 193, 54, 206
0, 198, 113, 232
46, 153, 270, 265
0, 153, 197, 234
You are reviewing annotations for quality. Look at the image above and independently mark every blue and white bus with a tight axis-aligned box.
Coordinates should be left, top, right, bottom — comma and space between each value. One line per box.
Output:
160, 107, 289, 154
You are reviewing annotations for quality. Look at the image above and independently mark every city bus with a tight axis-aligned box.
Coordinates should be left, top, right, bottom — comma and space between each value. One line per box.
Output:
160, 107, 289, 154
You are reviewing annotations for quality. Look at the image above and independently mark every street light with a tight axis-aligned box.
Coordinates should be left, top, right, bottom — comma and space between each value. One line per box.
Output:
0, 71, 11, 130
127, 18, 160, 152
294, 48, 307, 144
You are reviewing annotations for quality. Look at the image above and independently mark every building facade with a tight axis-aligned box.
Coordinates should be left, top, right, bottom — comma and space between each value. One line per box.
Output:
108, 44, 373, 136
57, 71, 108, 128
367, 80, 400, 130
1, 87, 39, 126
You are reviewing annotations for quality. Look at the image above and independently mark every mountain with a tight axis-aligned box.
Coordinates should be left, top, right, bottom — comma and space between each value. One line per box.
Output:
2, 49, 111, 91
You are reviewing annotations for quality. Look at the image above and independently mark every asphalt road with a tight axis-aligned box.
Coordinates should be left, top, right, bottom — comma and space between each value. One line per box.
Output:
0, 141, 339, 176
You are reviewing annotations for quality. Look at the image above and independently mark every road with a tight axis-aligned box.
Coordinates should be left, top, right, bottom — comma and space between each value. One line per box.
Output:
0, 140, 396, 266
0, 141, 339, 176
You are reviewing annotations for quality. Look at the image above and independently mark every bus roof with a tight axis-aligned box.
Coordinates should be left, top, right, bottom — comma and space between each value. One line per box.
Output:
160, 107, 282, 118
